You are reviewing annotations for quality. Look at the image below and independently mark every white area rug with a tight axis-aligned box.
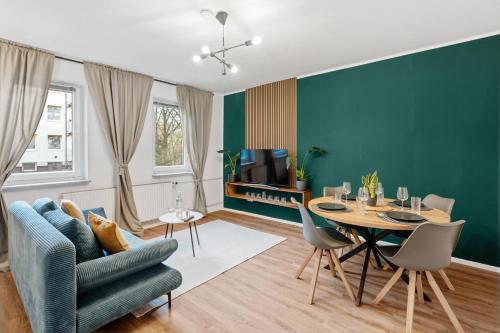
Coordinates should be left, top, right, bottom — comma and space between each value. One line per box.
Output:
132, 220, 286, 317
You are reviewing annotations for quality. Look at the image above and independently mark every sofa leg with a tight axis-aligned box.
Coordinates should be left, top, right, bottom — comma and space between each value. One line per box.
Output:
168, 292, 172, 309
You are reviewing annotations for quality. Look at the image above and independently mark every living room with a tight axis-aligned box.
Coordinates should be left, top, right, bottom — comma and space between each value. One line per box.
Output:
0, 1, 499, 333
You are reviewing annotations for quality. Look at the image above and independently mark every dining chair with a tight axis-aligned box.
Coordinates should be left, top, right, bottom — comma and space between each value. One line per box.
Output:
422, 194, 456, 291
323, 186, 362, 245
292, 197, 357, 305
372, 221, 465, 333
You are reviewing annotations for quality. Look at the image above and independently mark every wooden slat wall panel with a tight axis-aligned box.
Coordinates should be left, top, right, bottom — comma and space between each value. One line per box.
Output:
246, 78, 297, 186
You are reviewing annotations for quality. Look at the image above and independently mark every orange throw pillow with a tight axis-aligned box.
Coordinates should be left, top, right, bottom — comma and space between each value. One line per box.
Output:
88, 212, 130, 254
60, 199, 85, 222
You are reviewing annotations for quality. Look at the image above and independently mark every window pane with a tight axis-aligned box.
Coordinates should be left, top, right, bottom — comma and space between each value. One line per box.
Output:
154, 102, 184, 167
47, 105, 62, 121
27, 135, 36, 150
13, 86, 74, 174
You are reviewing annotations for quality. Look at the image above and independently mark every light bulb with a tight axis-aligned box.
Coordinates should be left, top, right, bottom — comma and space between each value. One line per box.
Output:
193, 55, 201, 62
230, 65, 238, 74
201, 45, 211, 54
251, 36, 262, 45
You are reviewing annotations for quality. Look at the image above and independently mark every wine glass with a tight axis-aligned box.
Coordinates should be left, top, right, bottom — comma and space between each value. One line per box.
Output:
342, 181, 351, 204
358, 187, 369, 202
397, 186, 409, 210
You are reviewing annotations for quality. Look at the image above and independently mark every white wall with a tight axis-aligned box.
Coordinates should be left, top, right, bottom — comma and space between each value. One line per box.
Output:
3, 58, 224, 218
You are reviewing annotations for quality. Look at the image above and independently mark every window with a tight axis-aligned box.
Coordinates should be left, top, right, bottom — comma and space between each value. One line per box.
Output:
48, 135, 62, 149
153, 101, 189, 174
27, 135, 36, 150
47, 105, 62, 121
6, 83, 86, 186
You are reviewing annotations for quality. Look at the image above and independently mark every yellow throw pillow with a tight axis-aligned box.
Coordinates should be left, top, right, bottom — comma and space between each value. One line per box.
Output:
88, 212, 130, 254
60, 199, 85, 222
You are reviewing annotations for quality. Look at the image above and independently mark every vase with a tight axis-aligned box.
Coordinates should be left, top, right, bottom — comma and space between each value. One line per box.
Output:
228, 174, 238, 183
296, 180, 307, 191
367, 196, 377, 207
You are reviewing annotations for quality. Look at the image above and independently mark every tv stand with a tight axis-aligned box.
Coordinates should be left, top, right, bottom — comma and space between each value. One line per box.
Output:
225, 182, 311, 209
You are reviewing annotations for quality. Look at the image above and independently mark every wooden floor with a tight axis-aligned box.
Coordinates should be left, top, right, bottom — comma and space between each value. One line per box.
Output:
1, 210, 499, 333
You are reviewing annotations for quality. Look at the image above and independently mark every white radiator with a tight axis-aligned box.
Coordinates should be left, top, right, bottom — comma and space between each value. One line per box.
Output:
61, 178, 222, 223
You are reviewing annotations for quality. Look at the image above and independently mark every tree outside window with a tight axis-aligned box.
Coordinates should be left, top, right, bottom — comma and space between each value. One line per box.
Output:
155, 102, 184, 167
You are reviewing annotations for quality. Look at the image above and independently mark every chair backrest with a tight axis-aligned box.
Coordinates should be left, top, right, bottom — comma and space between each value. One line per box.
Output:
390, 221, 465, 271
423, 194, 455, 215
323, 186, 343, 197
292, 198, 327, 248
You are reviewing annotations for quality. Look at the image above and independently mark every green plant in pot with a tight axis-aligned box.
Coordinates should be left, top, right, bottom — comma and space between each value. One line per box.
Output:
217, 149, 240, 183
295, 146, 326, 190
361, 170, 379, 206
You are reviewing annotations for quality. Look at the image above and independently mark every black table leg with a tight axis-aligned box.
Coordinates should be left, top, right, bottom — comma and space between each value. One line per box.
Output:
193, 221, 200, 245
170, 224, 174, 238
356, 239, 372, 306
188, 223, 195, 257
164, 224, 170, 238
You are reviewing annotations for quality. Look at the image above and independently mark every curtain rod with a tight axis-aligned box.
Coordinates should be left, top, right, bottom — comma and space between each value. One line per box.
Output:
55, 55, 177, 86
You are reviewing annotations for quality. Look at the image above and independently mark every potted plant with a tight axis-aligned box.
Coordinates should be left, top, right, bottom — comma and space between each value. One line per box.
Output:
361, 170, 378, 206
217, 149, 240, 183
295, 146, 326, 190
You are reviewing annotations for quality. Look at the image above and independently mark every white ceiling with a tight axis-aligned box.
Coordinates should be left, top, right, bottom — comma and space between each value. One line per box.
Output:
1, 0, 499, 93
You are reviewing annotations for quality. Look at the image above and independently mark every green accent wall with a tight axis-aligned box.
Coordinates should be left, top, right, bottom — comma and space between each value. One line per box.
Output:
224, 35, 500, 266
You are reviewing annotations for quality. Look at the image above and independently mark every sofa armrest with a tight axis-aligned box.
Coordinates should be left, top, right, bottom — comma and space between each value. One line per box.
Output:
76, 238, 178, 293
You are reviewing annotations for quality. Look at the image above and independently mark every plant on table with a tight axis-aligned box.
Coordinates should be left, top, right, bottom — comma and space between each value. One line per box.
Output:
361, 170, 379, 205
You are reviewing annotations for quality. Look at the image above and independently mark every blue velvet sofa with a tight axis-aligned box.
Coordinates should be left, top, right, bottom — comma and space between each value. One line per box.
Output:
8, 199, 182, 333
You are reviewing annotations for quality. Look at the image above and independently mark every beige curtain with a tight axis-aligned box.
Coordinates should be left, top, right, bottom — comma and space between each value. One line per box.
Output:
0, 39, 54, 271
176, 85, 213, 214
84, 62, 153, 236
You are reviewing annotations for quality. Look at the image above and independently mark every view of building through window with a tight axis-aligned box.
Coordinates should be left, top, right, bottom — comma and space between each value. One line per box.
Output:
13, 85, 74, 174
154, 101, 184, 167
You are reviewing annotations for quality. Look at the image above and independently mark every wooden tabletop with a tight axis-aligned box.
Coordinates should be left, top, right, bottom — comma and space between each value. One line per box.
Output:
308, 196, 450, 231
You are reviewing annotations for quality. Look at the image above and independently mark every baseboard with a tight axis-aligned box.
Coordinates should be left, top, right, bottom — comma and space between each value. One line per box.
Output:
222, 207, 500, 274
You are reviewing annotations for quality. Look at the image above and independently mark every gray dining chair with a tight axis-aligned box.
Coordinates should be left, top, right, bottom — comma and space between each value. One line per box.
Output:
372, 221, 465, 333
423, 194, 456, 291
323, 186, 363, 248
292, 197, 356, 305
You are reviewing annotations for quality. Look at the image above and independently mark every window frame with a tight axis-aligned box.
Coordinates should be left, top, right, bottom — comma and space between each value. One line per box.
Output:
5, 82, 88, 187
152, 99, 191, 176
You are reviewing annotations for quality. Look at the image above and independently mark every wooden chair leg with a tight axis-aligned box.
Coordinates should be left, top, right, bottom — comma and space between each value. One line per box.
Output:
308, 249, 323, 304
438, 269, 455, 291
296, 247, 317, 279
425, 271, 465, 333
330, 249, 356, 303
416, 272, 424, 304
406, 270, 417, 333
373, 267, 404, 305
325, 249, 337, 278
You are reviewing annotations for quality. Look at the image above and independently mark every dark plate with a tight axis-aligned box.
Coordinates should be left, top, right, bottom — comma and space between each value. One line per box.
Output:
390, 200, 431, 211
386, 211, 426, 222
345, 194, 357, 201
317, 202, 347, 211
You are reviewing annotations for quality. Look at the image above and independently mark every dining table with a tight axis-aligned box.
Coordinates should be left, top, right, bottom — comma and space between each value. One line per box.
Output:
308, 196, 450, 306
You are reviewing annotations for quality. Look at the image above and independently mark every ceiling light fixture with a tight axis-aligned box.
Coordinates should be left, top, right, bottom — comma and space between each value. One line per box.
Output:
193, 10, 261, 75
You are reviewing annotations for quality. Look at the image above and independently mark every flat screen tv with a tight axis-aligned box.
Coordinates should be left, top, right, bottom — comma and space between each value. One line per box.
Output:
240, 149, 289, 187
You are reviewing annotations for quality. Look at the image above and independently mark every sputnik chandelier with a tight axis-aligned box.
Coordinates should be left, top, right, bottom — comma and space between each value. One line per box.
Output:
193, 10, 261, 75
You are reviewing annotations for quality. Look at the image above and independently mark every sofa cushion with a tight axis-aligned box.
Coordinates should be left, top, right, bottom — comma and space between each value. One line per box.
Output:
77, 264, 182, 333
89, 212, 130, 254
82, 207, 107, 225
61, 199, 85, 221
43, 209, 103, 264
32, 197, 58, 216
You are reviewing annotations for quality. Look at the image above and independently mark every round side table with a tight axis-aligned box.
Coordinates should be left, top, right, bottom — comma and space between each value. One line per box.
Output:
159, 211, 204, 257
